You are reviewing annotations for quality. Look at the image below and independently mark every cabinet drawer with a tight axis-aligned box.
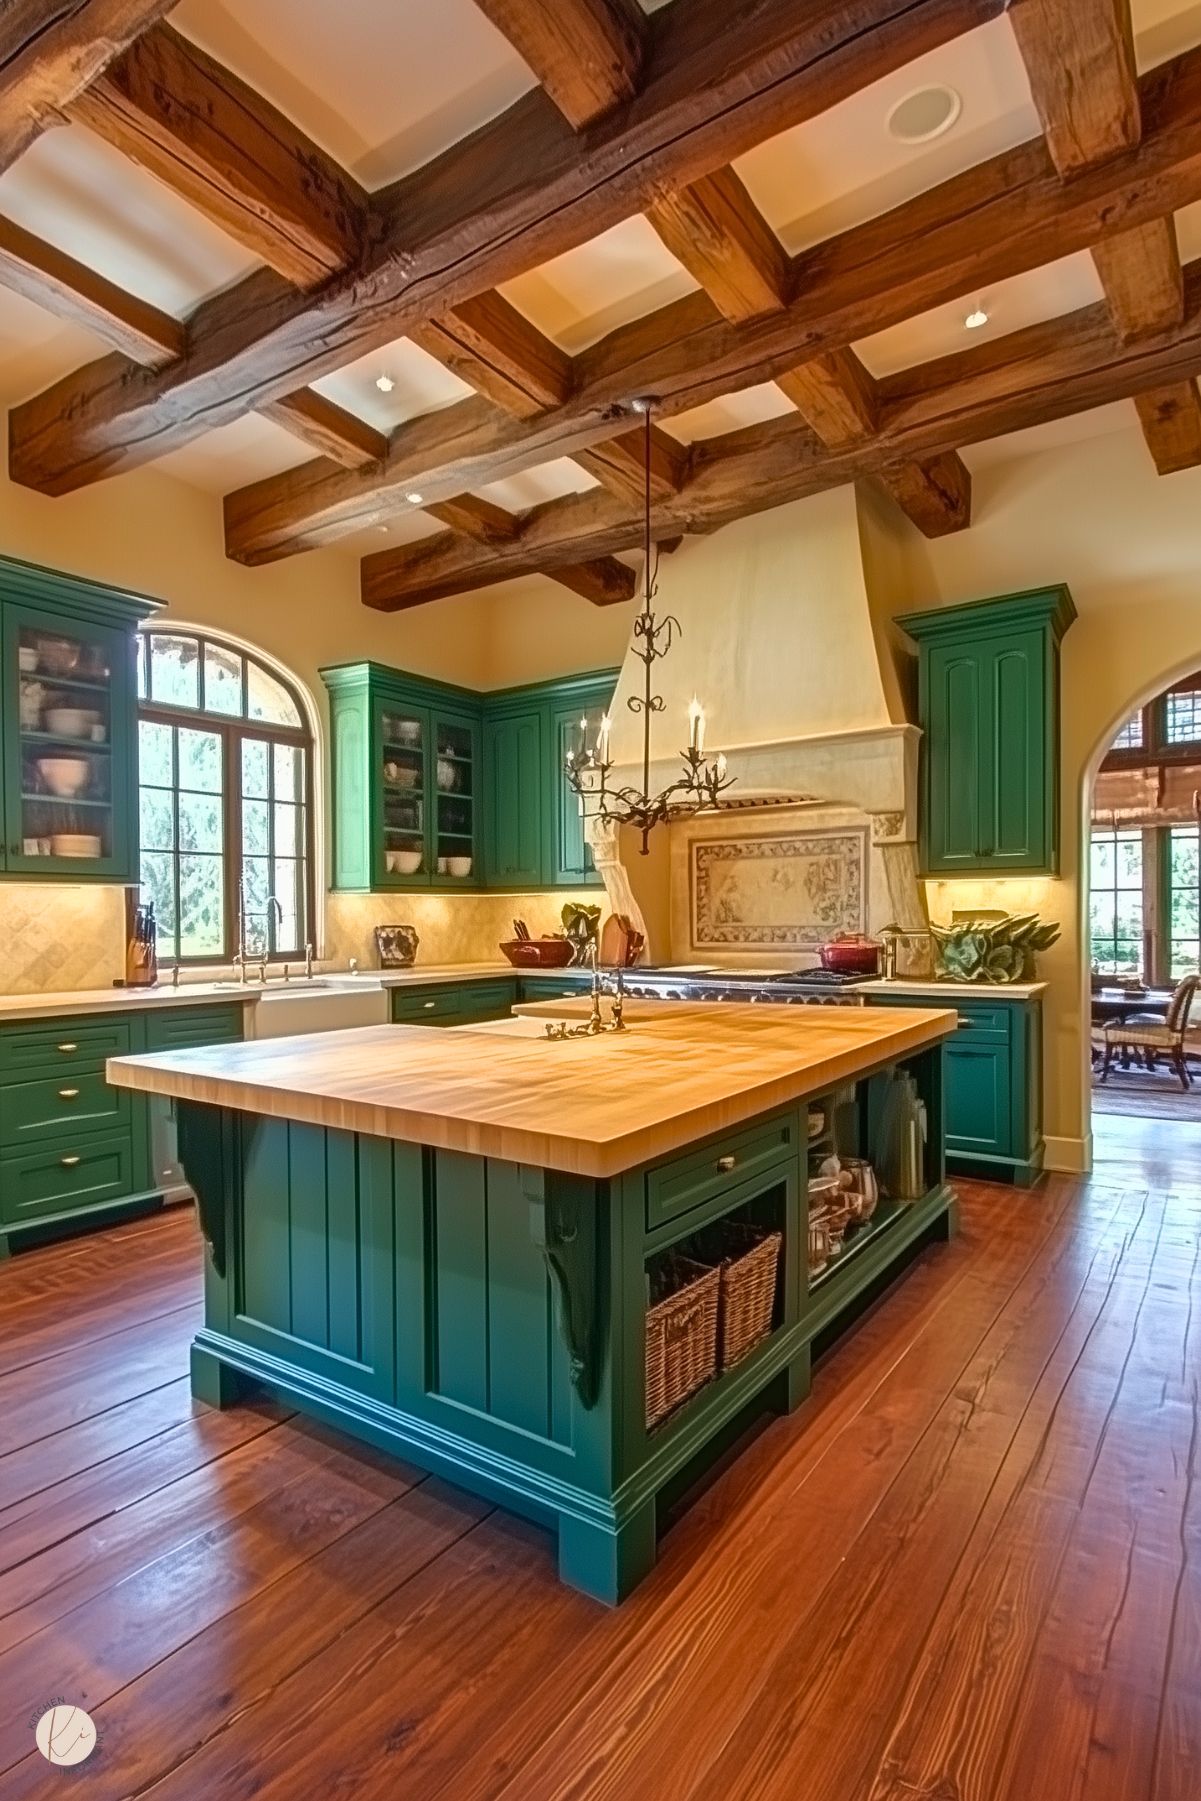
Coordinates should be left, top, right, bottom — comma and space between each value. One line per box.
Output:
646, 1113, 798, 1235
0, 1132, 137, 1226
0, 1016, 132, 1078
518, 977, 586, 1002
391, 986, 463, 1023
458, 981, 517, 1021
0, 1069, 130, 1149
143, 1004, 244, 1052
951, 1003, 1012, 1040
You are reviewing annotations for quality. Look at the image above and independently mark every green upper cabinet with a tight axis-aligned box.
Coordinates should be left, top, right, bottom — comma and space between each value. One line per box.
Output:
899, 587, 1076, 877
322, 663, 483, 890
0, 555, 159, 884
322, 661, 617, 892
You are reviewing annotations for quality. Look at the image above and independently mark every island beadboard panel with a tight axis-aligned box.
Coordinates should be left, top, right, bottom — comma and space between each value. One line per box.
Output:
109, 1004, 958, 1178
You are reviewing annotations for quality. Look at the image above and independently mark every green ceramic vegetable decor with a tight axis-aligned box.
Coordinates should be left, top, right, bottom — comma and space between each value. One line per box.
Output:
930, 912, 1061, 984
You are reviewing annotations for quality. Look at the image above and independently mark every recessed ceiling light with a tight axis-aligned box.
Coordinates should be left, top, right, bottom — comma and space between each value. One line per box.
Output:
377, 525, 389, 534
405, 492, 424, 505
375, 373, 395, 393
964, 305, 990, 330
886, 85, 962, 145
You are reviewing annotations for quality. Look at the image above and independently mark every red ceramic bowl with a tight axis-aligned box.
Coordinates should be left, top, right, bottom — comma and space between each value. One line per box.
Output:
500, 938, 575, 969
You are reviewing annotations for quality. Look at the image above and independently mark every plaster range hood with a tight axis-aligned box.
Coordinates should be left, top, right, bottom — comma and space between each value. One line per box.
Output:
585, 486, 933, 970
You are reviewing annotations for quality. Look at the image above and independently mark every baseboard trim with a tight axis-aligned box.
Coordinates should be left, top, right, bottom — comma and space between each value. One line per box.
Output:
1044, 1134, 1091, 1175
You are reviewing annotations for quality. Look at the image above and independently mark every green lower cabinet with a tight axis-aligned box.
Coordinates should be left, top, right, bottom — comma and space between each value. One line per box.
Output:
0, 1001, 245, 1255
180, 1034, 956, 1604
870, 992, 1044, 1185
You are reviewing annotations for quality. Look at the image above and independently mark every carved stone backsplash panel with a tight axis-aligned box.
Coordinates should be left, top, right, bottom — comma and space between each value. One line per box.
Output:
691, 829, 868, 950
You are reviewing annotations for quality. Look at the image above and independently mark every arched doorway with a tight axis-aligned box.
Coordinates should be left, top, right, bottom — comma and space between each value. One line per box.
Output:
1083, 658, 1201, 1163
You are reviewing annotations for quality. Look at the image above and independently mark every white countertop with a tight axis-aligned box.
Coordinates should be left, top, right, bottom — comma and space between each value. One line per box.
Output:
0, 982, 264, 1023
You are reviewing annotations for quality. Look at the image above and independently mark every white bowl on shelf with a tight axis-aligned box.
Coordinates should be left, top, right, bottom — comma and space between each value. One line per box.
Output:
436, 758, 458, 791
36, 756, 90, 797
44, 707, 97, 740
49, 833, 102, 858
446, 855, 473, 878
18, 646, 37, 673
392, 849, 423, 875
394, 721, 422, 745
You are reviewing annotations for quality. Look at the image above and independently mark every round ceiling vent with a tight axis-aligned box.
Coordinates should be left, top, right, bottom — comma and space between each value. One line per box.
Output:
886, 86, 962, 144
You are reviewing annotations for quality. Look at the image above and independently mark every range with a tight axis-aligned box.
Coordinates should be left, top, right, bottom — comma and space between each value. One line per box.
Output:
621, 967, 867, 1006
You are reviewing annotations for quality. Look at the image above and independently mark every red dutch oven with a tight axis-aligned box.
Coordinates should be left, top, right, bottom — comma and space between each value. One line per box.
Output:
819, 932, 881, 976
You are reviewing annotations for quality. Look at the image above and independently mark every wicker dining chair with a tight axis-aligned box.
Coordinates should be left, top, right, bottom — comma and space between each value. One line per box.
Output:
1095, 973, 1200, 1090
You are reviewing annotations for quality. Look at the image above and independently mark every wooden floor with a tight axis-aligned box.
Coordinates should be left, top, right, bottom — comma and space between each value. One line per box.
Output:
2, 1158, 1198, 1799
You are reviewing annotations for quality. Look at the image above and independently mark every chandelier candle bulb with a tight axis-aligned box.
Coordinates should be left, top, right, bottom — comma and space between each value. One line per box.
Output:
689, 696, 705, 754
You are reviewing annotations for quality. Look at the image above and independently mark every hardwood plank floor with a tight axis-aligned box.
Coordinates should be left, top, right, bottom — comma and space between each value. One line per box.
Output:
0, 1165, 1196, 1798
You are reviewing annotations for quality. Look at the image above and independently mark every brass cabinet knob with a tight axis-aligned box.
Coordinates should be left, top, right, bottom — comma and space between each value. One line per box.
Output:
60, 1155, 81, 1168
58, 1087, 80, 1100
716, 1154, 737, 1173
423, 1000, 436, 1009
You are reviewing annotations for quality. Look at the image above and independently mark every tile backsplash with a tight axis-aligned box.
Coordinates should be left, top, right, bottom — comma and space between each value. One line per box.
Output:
0, 884, 605, 994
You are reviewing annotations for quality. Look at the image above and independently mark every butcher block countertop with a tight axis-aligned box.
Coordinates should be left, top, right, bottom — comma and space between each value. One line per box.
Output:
0, 982, 262, 1023
107, 1003, 956, 1178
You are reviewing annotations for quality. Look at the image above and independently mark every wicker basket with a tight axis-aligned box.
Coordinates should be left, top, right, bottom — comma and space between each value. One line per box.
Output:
645, 1255, 720, 1429
715, 1224, 783, 1369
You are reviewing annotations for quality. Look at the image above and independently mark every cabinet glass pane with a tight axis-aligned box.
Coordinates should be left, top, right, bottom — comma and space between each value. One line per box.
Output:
434, 716, 475, 880
16, 620, 116, 867
381, 709, 425, 877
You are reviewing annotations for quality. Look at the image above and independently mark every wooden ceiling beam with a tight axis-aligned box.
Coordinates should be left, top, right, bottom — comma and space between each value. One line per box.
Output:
572, 425, 689, 503
259, 391, 387, 470
775, 349, 879, 446
359, 263, 1201, 605
425, 491, 634, 604
1133, 382, 1201, 474
0, 211, 183, 365
212, 40, 1201, 565
410, 292, 572, 418
1091, 218, 1185, 341
10, 0, 1004, 494
70, 22, 366, 287
471, 0, 647, 129
875, 451, 972, 536
0, 0, 177, 175
646, 166, 790, 321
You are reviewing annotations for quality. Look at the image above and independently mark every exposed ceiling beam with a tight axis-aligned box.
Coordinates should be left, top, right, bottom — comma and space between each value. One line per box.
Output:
0, 0, 177, 175
646, 166, 790, 321
9, 0, 1005, 495
1133, 382, 1201, 474
0, 211, 182, 365
211, 40, 1201, 565
572, 426, 690, 503
874, 449, 972, 535
70, 22, 367, 287
359, 262, 1201, 606
471, 0, 647, 129
259, 390, 387, 469
1008, 0, 1190, 467
410, 292, 572, 417
424, 491, 634, 604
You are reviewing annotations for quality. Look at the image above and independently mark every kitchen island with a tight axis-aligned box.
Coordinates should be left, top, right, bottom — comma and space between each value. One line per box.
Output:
108, 1002, 957, 1602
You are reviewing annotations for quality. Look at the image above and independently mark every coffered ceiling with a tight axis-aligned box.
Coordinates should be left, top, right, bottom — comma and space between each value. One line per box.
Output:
1, 0, 1200, 609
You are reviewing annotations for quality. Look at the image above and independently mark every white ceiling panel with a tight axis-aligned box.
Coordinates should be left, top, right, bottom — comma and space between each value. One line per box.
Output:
338, 511, 446, 557
0, 287, 105, 405
0, 124, 259, 315
501, 217, 699, 352
311, 336, 475, 432
155, 414, 309, 493
665, 383, 798, 445
965, 401, 1139, 469
855, 251, 1107, 378
473, 459, 599, 513
1132, 0, 1201, 69
173, 0, 537, 187
736, 18, 1041, 255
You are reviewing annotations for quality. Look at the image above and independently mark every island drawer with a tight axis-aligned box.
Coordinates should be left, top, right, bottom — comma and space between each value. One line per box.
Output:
0, 1017, 133, 1078
645, 1112, 798, 1234
0, 1069, 131, 1149
0, 1132, 137, 1226
144, 1005, 244, 1052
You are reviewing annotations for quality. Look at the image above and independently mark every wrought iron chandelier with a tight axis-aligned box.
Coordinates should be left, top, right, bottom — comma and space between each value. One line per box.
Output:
564, 400, 734, 854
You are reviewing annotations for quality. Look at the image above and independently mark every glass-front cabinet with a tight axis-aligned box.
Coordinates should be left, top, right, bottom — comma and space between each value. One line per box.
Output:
0, 559, 157, 882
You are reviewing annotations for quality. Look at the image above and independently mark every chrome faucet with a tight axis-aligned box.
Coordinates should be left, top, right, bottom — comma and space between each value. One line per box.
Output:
235, 875, 284, 983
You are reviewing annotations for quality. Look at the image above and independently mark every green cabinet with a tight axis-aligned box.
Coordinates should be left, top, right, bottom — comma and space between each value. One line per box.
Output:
0, 555, 159, 882
870, 991, 1044, 1184
322, 661, 617, 893
0, 1000, 244, 1255
899, 587, 1075, 876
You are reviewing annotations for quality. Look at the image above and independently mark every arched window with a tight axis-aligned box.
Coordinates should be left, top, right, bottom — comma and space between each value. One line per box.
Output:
136, 630, 315, 966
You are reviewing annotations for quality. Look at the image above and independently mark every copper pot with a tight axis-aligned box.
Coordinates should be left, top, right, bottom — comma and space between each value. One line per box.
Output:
819, 932, 880, 976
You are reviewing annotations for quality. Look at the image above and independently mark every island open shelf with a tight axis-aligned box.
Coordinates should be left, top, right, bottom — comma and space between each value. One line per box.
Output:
108, 1002, 958, 1603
